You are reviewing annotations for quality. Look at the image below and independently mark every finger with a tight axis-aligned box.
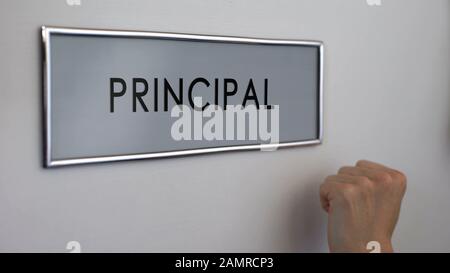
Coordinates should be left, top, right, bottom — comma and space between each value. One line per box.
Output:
325, 174, 360, 184
356, 160, 406, 183
356, 160, 389, 170
320, 175, 359, 211
320, 180, 341, 212
338, 166, 384, 182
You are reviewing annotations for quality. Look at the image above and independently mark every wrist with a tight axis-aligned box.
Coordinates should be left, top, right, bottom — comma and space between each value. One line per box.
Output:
379, 239, 394, 253
366, 239, 393, 253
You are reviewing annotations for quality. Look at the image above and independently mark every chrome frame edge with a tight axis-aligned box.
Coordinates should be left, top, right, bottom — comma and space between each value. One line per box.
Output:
42, 26, 52, 168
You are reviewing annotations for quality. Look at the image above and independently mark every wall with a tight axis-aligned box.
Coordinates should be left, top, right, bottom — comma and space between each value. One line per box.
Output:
0, 0, 449, 252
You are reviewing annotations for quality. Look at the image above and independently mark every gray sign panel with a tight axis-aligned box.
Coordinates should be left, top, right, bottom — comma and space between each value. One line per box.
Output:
42, 26, 323, 167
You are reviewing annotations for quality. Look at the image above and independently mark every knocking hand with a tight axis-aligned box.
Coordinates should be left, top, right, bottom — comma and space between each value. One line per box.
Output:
319, 160, 407, 252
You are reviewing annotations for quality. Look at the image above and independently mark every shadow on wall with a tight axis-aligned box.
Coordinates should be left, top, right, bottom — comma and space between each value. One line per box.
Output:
287, 176, 327, 252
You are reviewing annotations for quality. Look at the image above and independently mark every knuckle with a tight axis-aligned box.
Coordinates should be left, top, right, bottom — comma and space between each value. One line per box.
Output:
320, 181, 332, 195
356, 160, 368, 167
338, 166, 351, 174
356, 177, 375, 197
357, 176, 373, 188
324, 175, 335, 182
319, 183, 326, 194
340, 184, 358, 200
392, 169, 407, 181
392, 170, 407, 189
374, 171, 392, 183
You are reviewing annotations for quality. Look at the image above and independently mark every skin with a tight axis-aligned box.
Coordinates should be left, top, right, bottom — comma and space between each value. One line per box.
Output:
319, 160, 407, 253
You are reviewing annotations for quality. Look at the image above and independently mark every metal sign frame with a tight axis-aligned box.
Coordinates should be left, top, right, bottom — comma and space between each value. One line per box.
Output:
42, 26, 324, 167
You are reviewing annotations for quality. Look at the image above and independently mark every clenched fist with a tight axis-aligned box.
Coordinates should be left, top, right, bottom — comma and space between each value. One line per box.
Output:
319, 160, 407, 253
